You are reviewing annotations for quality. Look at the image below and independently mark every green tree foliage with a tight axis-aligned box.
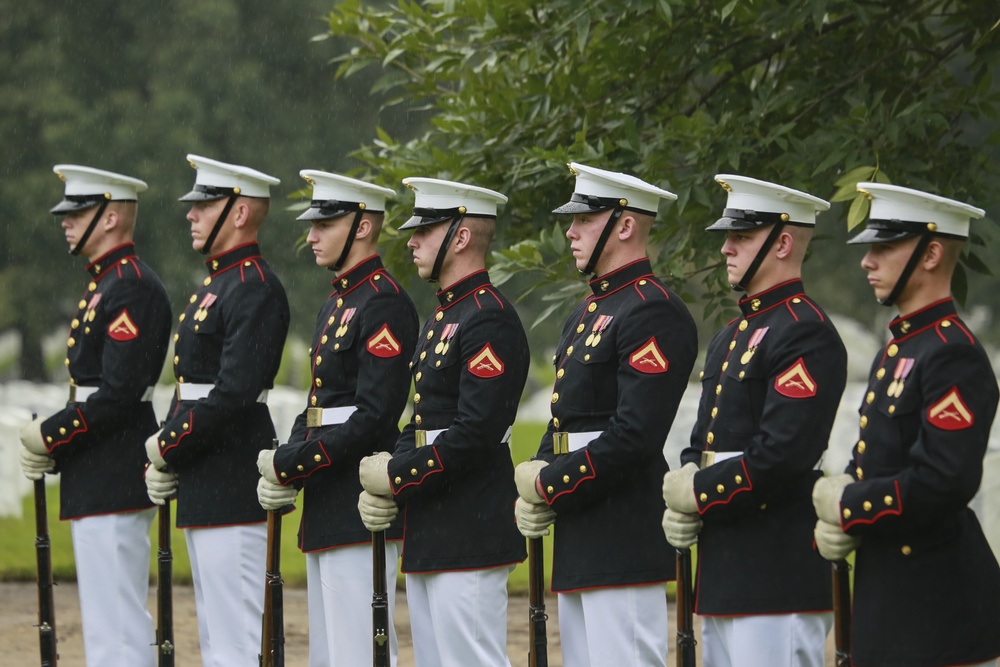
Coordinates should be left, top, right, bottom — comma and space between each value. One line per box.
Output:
321, 0, 1000, 335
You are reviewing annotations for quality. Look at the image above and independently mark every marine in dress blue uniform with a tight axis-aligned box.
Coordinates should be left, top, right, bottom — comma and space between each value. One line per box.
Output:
256, 170, 418, 667
144, 155, 290, 667
357, 178, 529, 667
515, 163, 698, 667
812, 183, 1000, 667
19, 165, 172, 667
663, 175, 847, 667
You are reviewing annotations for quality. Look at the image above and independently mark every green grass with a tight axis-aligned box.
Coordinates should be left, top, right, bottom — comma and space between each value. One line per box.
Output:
0, 422, 555, 592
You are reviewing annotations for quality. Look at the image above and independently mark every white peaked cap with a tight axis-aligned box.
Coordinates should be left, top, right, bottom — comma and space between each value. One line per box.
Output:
52, 164, 147, 207
554, 162, 676, 215
180, 154, 280, 201
399, 177, 507, 229
714, 174, 829, 227
858, 182, 983, 239
296, 170, 395, 221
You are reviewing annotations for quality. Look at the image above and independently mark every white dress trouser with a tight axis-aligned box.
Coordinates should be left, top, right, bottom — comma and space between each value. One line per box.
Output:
558, 584, 668, 667
185, 523, 267, 667
306, 541, 400, 667
405, 566, 513, 667
701, 612, 833, 667
72, 508, 157, 667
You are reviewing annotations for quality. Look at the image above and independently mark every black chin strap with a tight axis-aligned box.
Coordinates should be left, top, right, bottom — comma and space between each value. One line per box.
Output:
428, 210, 467, 283
332, 210, 365, 272
879, 232, 934, 308
200, 194, 239, 256
732, 223, 785, 292
69, 199, 110, 257
582, 202, 626, 276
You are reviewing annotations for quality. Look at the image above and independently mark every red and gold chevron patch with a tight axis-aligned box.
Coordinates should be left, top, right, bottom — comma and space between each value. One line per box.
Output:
108, 309, 139, 341
774, 358, 816, 398
468, 343, 504, 378
629, 337, 668, 374
367, 324, 401, 358
927, 387, 974, 431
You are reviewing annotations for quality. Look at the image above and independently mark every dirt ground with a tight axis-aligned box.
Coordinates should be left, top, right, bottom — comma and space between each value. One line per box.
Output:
0, 581, 836, 665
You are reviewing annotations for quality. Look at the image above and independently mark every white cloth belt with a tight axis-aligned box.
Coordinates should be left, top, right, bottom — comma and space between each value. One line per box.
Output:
305, 405, 357, 428
70, 385, 154, 403
701, 450, 743, 467
176, 383, 268, 403
415, 425, 513, 448
553, 430, 602, 455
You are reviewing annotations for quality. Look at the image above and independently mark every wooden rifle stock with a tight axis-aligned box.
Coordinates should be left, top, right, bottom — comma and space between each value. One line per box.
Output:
156, 501, 174, 666
259, 510, 285, 667
527, 537, 548, 667
34, 476, 58, 666
675, 548, 696, 667
832, 559, 851, 667
371, 530, 390, 667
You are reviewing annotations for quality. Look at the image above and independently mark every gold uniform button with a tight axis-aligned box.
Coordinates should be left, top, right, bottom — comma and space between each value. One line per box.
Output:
88, 281, 97, 292
711, 407, 718, 418
576, 324, 585, 333
843, 509, 851, 519
170, 432, 176, 438
863, 501, 872, 511
281, 472, 287, 478
699, 493, 708, 502
888, 405, 896, 414
866, 391, 875, 404
73, 420, 80, 427
587, 303, 597, 313
59, 427, 66, 435
375, 275, 381, 281
314, 455, 322, 462
415, 372, 422, 382
64, 358, 70, 367
792, 298, 802, 304
328, 316, 335, 325
173, 333, 179, 342
174, 355, 179, 365
551, 393, 559, 404
321, 335, 328, 344
722, 361, 729, 372
311, 396, 317, 406
395, 477, 402, 484
856, 467, 864, 480
435, 312, 443, 321
478, 289, 485, 294
706, 432, 714, 445
580, 466, 587, 473
178, 377, 185, 383
887, 343, 899, 357
941, 320, 952, 328
876, 368, 885, 380
85, 327, 90, 334
584, 354, 591, 361
557, 369, 565, 379
336, 298, 343, 308
47, 436, 53, 444
857, 440, 866, 454
729, 340, 736, 350
189, 295, 197, 304
71, 319, 79, 329
738, 320, 748, 331
563, 475, 570, 483
203, 277, 212, 286
179, 314, 186, 322
639, 279, 647, 285
547, 486, 554, 494
297, 465, 304, 471
67, 337, 76, 348
316, 356, 322, 366
315, 378, 323, 388
860, 415, 868, 428
411, 468, 418, 476
427, 330, 434, 340
738, 371, 745, 379
435, 360, 441, 368
420, 351, 427, 360
699, 371, 704, 380
334, 343, 340, 350
552, 355, 557, 363
567, 345, 574, 356
78, 299, 87, 309
183, 423, 189, 429
414, 393, 421, 404
716, 384, 722, 395
553, 418, 560, 428
716, 484, 725, 493
901, 545, 912, 556
415, 415, 422, 425
735, 475, 743, 484
884, 495, 893, 506
245, 261, 252, 267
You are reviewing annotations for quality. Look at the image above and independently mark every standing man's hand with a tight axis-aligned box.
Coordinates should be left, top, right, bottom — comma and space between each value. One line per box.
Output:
662, 462, 699, 514
145, 429, 167, 470
359, 452, 393, 496
19, 416, 47, 455
514, 460, 548, 502
812, 474, 853, 525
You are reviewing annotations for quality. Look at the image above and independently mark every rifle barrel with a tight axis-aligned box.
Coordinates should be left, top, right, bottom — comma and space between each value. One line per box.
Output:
833, 560, 851, 667
157, 501, 174, 666
372, 530, 390, 667
527, 537, 548, 667
34, 477, 58, 666
675, 548, 696, 667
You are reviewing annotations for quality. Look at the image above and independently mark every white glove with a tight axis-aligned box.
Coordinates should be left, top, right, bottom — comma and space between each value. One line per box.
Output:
257, 449, 280, 485
145, 465, 178, 505
19, 416, 47, 455
515, 497, 556, 538
20, 448, 55, 481
662, 462, 699, 514
662, 508, 703, 549
814, 519, 861, 561
358, 490, 398, 532
257, 477, 298, 511
813, 474, 853, 525
359, 452, 392, 496
145, 429, 167, 470
514, 460, 548, 502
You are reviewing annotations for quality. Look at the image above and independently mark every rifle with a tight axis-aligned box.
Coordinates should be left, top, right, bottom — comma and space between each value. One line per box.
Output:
675, 548, 696, 667
371, 530, 390, 667
832, 560, 851, 667
527, 537, 548, 667
34, 475, 58, 667
259, 508, 285, 667
156, 501, 174, 666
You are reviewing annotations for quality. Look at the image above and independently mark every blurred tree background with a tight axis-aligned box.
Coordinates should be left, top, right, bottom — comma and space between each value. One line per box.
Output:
2, 0, 999, 383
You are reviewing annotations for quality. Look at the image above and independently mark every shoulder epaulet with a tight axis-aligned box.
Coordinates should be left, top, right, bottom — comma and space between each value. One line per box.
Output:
471, 285, 505, 310
936, 317, 976, 345
785, 295, 825, 323
237, 258, 268, 284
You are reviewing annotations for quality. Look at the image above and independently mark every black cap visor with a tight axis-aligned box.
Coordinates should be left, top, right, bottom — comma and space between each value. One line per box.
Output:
399, 206, 467, 231
296, 200, 373, 222
50, 195, 104, 215
552, 192, 619, 215
178, 184, 238, 203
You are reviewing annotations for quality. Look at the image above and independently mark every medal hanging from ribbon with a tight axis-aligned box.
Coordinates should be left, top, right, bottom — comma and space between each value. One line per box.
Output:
194, 293, 216, 322
740, 326, 769, 365
887, 357, 915, 398
435, 323, 459, 355
85, 293, 103, 323
336, 308, 356, 338
585, 315, 613, 347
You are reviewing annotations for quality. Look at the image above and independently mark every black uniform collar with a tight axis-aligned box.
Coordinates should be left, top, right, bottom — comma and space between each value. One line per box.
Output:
889, 297, 957, 340
436, 269, 491, 309
332, 255, 384, 294
86, 243, 137, 280
205, 242, 262, 276
738, 279, 806, 318
589, 258, 654, 297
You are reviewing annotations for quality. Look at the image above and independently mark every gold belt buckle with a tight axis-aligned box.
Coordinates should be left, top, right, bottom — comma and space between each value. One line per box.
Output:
701, 451, 716, 468
68, 384, 77, 403
415, 430, 427, 448
553, 432, 569, 455
174, 382, 183, 401
306, 407, 324, 428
